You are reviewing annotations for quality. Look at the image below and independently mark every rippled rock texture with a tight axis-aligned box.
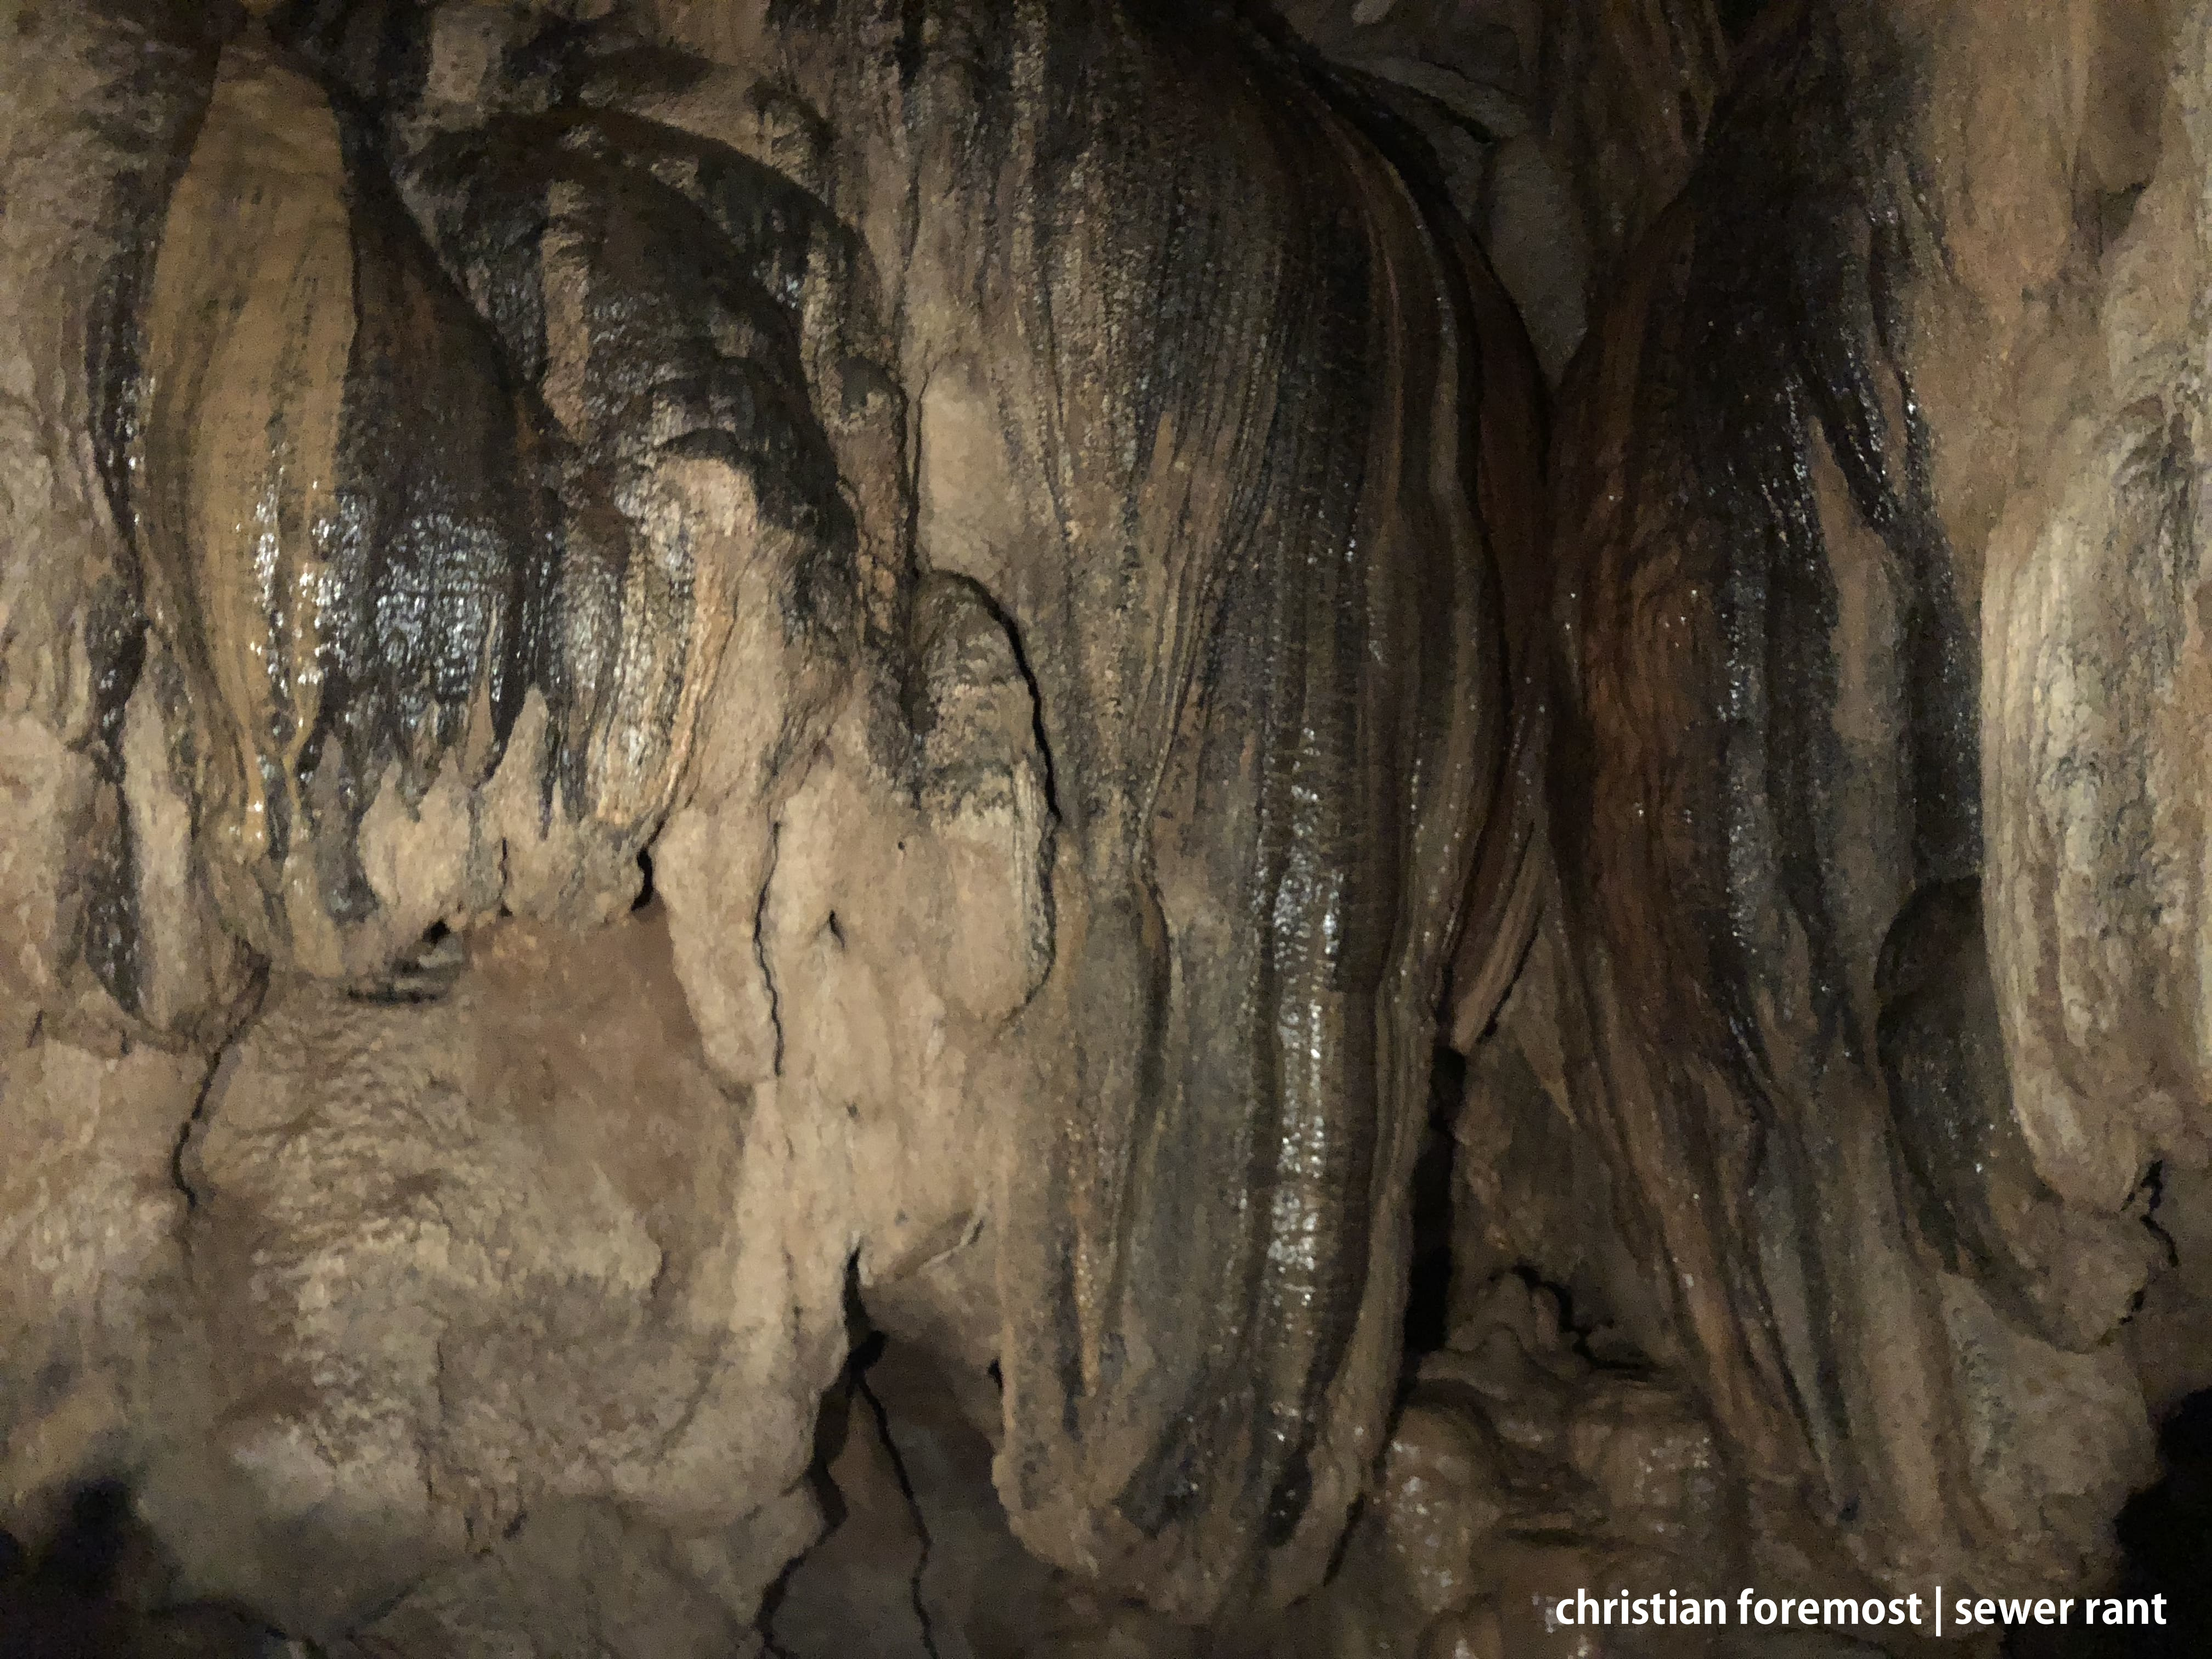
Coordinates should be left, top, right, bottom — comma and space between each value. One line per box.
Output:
3, 0, 1539, 1648
1552, 0, 2206, 1587
5, 1, 2212, 1656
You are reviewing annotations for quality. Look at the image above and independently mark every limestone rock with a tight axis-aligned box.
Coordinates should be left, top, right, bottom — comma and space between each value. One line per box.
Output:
155, 914, 845, 1638
10, 2, 2212, 1655
1377, 1403, 1511, 1617
0, 1042, 207, 1553
1550, 0, 2190, 1598
1562, 1378, 1719, 1551
3, 0, 1543, 1645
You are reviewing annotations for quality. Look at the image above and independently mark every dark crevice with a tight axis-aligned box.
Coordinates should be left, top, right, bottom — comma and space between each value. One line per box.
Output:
2117, 1392, 2212, 1647
0, 1477, 293, 1655
755, 1545, 807, 1659
31, 1480, 133, 1599
346, 920, 467, 1004
754, 822, 786, 1076
1715, 0, 1773, 46
2136, 1159, 2181, 1269
2096, 182, 2147, 253
1402, 1046, 1464, 1356
167, 1058, 218, 1215
839, 1272, 940, 1658
170, 964, 268, 1216
759, 1273, 858, 1652
2008, 1389, 2212, 1657
632, 847, 656, 912
762, 1269, 944, 1657
853, 1357, 944, 1659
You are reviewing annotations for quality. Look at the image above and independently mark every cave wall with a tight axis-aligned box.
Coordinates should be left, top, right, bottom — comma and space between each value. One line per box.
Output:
3, 0, 1537, 1646
3, 1, 2210, 1656
1549, 0, 2208, 1595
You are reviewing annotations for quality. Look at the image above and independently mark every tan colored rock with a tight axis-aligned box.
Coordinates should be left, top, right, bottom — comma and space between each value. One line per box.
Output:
1422, 1328, 1571, 1455
1422, 1597, 1507, 1659
349, 1500, 788, 1659
25, 0, 2212, 1652
1562, 1378, 1719, 1550
0, 0, 236, 1048
1378, 1403, 1511, 1617
7, 1, 1551, 1639
0, 1041, 207, 1547
100, 902, 1016, 1652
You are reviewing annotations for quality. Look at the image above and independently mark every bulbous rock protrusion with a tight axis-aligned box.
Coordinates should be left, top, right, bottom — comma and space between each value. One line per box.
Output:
123, 25, 855, 985
8, 0, 1549, 1639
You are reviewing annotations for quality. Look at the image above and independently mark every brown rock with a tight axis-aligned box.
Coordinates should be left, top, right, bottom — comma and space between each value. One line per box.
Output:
1378, 1403, 1511, 1616
0, 1041, 206, 1545
1562, 1378, 1719, 1550
1421, 1328, 1572, 1455
13, 2, 2211, 1654
1422, 1597, 1508, 1659
1549, 0, 2180, 1595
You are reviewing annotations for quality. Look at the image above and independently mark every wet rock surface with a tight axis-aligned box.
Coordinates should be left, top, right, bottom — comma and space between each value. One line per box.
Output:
4, 1, 2212, 1656
1549, 0, 2208, 1605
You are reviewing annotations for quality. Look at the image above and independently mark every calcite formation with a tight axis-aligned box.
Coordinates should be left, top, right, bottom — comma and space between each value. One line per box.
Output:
4, 0, 1536, 1646
1548, 0, 2200, 1596
2, 1, 2209, 1656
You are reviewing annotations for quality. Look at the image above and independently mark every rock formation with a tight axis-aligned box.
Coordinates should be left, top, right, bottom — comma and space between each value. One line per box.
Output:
1550, 0, 2202, 1595
2, 1, 2208, 1656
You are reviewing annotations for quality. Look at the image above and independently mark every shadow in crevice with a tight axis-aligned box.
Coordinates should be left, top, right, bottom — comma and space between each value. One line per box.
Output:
34, 1478, 136, 1599
1400, 1046, 1465, 1357
1714, 0, 1773, 46
757, 1293, 876, 1655
762, 1266, 941, 1659
0, 1478, 284, 1657
2007, 1388, 2212, 1658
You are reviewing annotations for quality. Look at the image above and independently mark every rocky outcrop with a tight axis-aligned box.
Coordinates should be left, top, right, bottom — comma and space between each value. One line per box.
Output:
3, 0, 1540, 1647
1550, 0, 2203, 1600
6, 0, 2212, 1655
1280, 0, 1729, 379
